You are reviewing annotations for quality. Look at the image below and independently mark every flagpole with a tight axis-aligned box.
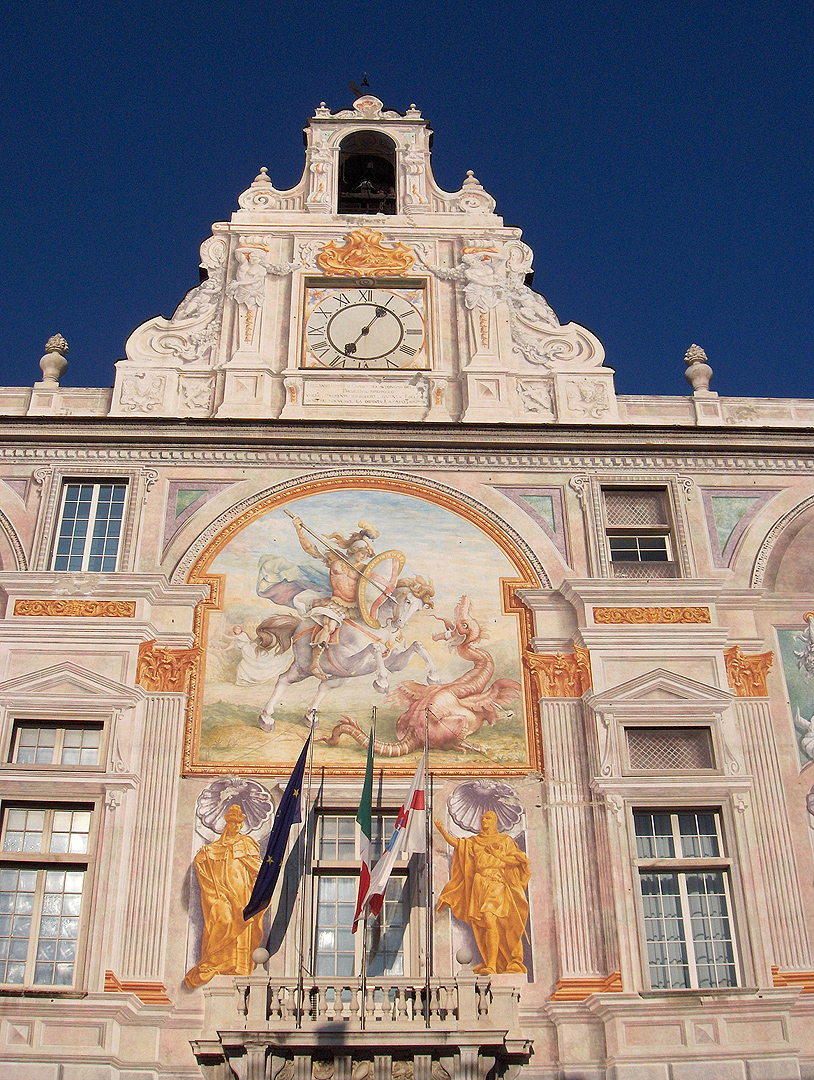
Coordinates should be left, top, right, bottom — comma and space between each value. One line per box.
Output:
295, 730, 316, 1029
424, 706, 432, 1028
360, 705, 376, 1031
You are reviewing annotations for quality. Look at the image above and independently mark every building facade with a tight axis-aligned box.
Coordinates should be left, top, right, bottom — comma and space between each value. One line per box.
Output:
1, 96, 813, 1080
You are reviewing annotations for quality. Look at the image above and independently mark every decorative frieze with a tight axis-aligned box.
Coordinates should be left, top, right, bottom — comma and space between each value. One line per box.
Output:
724, 646, 773, 697
136, 639, 201, 693
525, 647, 591, 698
593, 606, 711, 625
13, 598, 136, 618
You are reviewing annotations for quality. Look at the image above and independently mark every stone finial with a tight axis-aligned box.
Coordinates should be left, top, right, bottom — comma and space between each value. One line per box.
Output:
45, 334, 69, 355
684, 342, 713, 394
462, 170, 481, 188
39, 334, 69, 386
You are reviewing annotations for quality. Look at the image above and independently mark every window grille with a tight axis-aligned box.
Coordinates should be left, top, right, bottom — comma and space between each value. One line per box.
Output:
627, 727, 714, 770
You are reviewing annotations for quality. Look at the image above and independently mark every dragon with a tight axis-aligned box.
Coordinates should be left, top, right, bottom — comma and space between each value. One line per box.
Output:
322, 595, 521, 756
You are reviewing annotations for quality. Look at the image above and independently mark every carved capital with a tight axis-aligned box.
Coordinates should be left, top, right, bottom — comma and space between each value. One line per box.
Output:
724, 645, 773, 697
593, 606, 711, 625
14, 599, 136, 618
136, 639, 201, 693
525, 646, 592, 698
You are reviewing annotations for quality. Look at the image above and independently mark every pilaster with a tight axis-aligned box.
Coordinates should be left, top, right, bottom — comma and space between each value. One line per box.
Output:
120, 692, 185, 980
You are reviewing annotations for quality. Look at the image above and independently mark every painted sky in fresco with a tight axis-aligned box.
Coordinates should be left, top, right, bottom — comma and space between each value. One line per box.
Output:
1, 2, 812, 400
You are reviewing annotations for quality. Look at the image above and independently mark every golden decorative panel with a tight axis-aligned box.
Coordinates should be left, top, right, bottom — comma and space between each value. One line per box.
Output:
593, 606, 711, 625
525, 646, 592, 698
724, 645, 773, 697
14, 599, 136, 618
316, 229, 415, 276
136, 640, 201, 694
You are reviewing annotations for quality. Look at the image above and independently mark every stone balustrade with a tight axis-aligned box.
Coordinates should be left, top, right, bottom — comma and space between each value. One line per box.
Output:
193, 966, 531, 1080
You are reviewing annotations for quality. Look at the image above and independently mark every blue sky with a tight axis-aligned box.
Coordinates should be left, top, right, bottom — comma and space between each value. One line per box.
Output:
1, 1, 811, 399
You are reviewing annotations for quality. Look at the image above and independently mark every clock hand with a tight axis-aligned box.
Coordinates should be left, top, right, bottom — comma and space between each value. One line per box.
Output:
343, 307, 388, 355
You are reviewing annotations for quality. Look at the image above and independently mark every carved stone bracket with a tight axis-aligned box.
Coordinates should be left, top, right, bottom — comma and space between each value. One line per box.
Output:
525, 647, 592, 698
724, 646, 773, 697
136, 639, 201, 693
593, 606, 711, 625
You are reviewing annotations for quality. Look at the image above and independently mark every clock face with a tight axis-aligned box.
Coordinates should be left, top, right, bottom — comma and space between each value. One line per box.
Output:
303, 284, 427, 369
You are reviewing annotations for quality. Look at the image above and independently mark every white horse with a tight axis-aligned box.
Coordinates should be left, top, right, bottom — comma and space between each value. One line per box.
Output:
256, 578, 439, 730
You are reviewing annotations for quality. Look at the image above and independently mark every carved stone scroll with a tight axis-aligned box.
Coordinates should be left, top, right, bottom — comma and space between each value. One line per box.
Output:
316, 230, 415, 276
593, 606, 711, 625
525, 647, 592, 698
14, 599, 136, 618
136, 639, 201, 693
724, 646, 773, 697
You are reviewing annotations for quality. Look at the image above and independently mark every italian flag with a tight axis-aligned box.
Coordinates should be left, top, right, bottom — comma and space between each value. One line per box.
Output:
352, 729, 375, 933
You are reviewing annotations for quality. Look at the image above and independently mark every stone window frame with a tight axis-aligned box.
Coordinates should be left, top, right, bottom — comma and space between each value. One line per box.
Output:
569, 473, 695, 579
31, 466, 158, 573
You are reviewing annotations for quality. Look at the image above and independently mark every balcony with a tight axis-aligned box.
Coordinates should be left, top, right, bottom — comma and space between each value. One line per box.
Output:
192, 955, 532, 1080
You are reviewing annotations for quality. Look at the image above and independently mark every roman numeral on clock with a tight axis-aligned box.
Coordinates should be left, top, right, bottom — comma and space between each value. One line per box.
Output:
399, 345, 418, 356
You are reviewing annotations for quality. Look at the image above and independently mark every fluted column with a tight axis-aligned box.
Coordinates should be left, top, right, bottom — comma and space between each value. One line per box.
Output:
120, 693, 185, 979
736, 699, 812, 969
539, 699, 605, 977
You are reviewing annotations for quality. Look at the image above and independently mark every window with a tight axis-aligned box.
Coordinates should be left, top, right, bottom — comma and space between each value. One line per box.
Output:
52, 482, 127, 572
0, 804, 93, 986
313, 813, 410, 977
634, 810, 739, 990
603, 488, 678, 579
626, 727, 714, 771
10, 722, 102, 766
337, 131, 397, 215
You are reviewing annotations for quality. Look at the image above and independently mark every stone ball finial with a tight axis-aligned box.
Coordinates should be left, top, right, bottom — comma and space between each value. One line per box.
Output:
684, 343, 713, 394
39, 334, 69, 386
455, 946, 474, 968
252, 947, 270, 968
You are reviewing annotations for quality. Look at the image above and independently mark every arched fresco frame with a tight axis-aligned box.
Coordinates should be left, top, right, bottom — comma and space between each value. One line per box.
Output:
180, 472, 549, 777
751, 493, 814, 588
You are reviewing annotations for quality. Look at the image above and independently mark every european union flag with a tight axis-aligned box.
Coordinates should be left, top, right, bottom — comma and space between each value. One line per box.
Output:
243, 734, 311, 921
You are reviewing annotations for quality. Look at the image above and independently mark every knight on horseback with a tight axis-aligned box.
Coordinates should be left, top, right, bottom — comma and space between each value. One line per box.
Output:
289, 514, 379, 679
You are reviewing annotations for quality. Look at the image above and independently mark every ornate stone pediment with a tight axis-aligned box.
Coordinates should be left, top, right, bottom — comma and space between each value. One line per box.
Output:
0, 661, 143, 709
585, 667, 733, 717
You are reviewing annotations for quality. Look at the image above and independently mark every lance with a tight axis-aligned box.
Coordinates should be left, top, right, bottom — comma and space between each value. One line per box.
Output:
284, 508, 396, 602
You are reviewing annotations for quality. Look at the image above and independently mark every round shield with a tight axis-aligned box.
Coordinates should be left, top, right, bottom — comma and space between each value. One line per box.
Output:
357, 549, 406, 628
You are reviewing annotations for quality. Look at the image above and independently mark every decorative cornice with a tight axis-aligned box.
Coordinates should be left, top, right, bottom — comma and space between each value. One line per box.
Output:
136, 639, 201, 693
0, 441, 812, 475
551, 971, 622, 1001
724, 645, 773, 697
771, 966, 814, 993
525, 647, 591, 698
104, 970, 172, 1004
316, 229, 416, 276
13, 598, 136, 618
593, 606, 711, 625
